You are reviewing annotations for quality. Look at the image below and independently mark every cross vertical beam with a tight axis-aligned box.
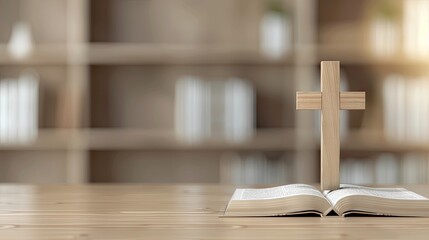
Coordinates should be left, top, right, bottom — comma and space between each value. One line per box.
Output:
321, 61, 340, 191
296, 61, 366, 191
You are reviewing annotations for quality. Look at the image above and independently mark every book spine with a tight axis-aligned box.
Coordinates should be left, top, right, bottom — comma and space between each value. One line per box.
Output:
401, 153, 421, 184
17, 74, 28, 142
219, 152, 242, 184
242, 153, 267, 184
208, 81, 225, 138
7, 79, 18, 143
28, 72, 39, 141
175, 76, 206, 143
0, 80, 7, 143
406, 79, 420, 142
224, 78, 254, 142
375, 154, 399, 184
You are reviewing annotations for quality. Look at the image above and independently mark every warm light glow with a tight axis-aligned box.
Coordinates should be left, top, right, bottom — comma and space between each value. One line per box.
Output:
404, 0, 429, 58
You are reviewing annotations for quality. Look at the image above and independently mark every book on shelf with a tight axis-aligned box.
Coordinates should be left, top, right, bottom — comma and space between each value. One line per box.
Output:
340, 158, 374, 185
375, 154, 399, 184
369, 0, 400, 58
224, 184, 429, 217
224, 78, 254, 142
175, 76, 208, 143
402, 153, 428, 184
0, 72, 39, 144
368, 0, 429, 57
175, 76, 254, 143
404, 0, 429, 57
220, 152, 291, 185
383, 74, 429, 143
340, 154, 428, 186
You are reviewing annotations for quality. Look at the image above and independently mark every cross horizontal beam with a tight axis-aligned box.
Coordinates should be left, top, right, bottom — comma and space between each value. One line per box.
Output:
296, 92, 365, 110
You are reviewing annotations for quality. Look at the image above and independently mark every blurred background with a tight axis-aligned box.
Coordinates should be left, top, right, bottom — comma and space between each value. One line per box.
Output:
0, 0, 428, 185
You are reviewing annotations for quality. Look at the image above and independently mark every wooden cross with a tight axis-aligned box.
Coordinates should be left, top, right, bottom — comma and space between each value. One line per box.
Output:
296, 61, 365, 191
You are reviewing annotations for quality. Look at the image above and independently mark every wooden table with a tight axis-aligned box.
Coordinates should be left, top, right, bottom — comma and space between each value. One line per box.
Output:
0, 184, 429, 239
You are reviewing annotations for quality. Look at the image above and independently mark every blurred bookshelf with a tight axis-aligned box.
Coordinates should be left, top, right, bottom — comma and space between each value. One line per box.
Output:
0, 0, 428, 185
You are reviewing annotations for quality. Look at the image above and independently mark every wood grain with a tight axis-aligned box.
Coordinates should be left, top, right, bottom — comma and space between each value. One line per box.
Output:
296, 92, 321, 109
296, 62, 366, 190
340, 92, 366, 110
0, 184, 428, 240
296, 92, 365, 110
321, 61, 340, 190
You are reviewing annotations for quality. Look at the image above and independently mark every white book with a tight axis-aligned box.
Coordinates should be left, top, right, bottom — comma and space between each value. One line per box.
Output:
401, 153, 425, 184
348, 159, 374, 185
0, 80, 8, 143
7, 79, 18, 142
208, 81, 226, 138
219, 152, 242, 184
383, 75, 396, 141
242, 153, 267, 185
414, 154, 428, 184
340, 158, 351, 184
406, 79, 421, 142
225, 184, 429, 217
375, 154, 399, 184
404, 0, 429, 57
265, 154, 290, 184
220, 153, 290, 185
404, 0, 416, 57
384, 75, 407, 141
422, 79, 429, 142
28, 73, 39, 141
416, 78, 426, 142
17, 73, 29, 143
349, 159, 360, 184
17, 71, 39, 142
371, 17, 398, 57
396, 77, 406, 141
352, 160, 362, 185
224, 78, 254, 142
175, 76, 207, 143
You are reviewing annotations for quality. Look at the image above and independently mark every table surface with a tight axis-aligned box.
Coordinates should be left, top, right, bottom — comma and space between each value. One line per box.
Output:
0, 184, 429, 240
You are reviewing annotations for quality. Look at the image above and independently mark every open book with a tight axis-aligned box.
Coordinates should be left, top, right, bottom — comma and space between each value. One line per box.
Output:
224, 184, 429, 217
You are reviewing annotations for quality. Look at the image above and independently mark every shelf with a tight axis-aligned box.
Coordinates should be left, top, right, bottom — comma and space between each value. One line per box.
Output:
341, 131, 429, 152
88, 43, 294, 65
0, 128, 299, 152
0, 129, 73, 151
0, 44, 68, 65
2, 43, 428, 66
318, 45, 429, 66
83, 129, 429, 153
342, 140, 429, 152
0, 128, 298, 151
0, 43, 294, 65
1, 129, 428, 152
87, 128, 297, 151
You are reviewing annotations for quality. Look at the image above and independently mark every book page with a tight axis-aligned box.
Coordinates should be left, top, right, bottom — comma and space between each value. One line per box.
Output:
325, 184, 428, 206
232, 184, 325, 200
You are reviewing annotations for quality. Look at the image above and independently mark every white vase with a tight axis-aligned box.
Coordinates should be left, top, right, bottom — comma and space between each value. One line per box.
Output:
260, 12, 291, 59
8, 22, 34, 60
